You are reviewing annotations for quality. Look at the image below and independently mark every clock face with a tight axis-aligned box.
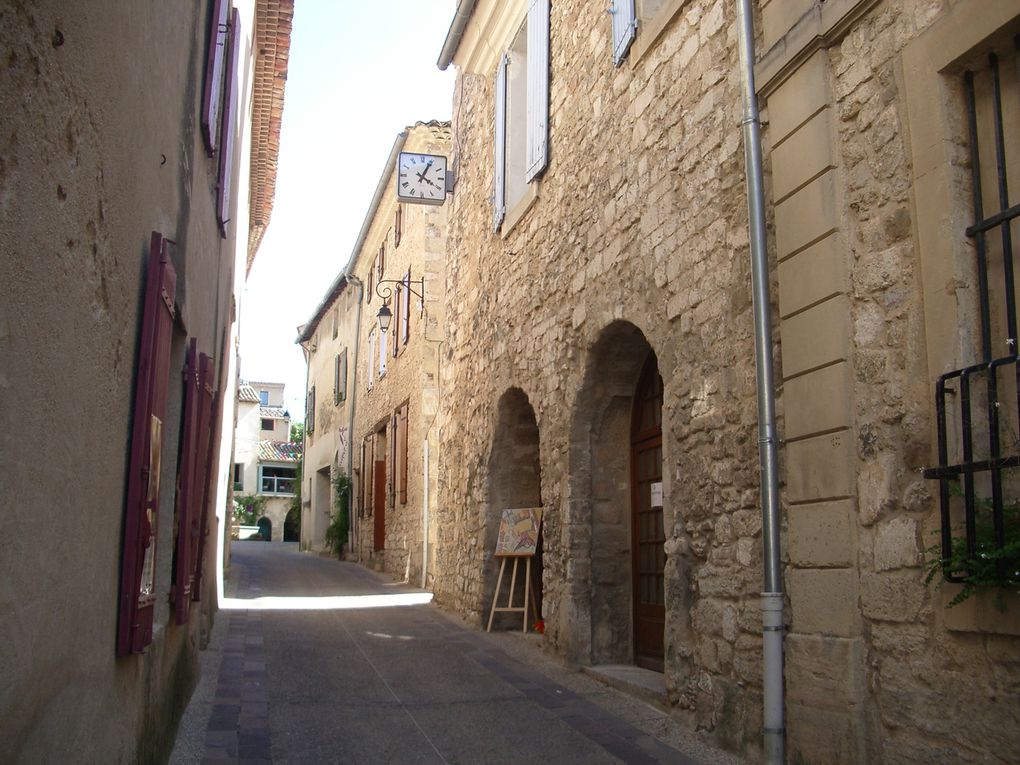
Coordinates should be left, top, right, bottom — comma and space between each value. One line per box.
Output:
396, 152, 447, 205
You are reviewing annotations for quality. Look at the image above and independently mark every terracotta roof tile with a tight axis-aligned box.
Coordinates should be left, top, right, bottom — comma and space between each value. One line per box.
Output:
247, 0, 295, 273
260, 406, 288, 418
258, 440, 302, 463
238, 384, 260, 403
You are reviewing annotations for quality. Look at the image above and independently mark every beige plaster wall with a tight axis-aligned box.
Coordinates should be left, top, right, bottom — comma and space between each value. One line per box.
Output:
0, 1, 240, 760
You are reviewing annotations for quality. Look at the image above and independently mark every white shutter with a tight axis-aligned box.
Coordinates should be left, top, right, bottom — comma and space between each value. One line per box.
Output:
493, 54, 508, 232
525, 0, 550, 182
611, 0, 637, 66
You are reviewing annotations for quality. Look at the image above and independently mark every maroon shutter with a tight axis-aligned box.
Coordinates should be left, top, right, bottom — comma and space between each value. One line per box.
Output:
118, 231, 177, 656
192, 362, 221, 602
216, 9, 241, 235
189, 354, 216, 586
201, 0, 230, 155
172, 340, 200, 624
398, 403, 408, 504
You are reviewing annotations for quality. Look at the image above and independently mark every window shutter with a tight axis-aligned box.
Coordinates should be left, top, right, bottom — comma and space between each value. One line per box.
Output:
334, 353, 341, 404
390, 413, 398, 501
379, 324, 387, 376
172, 340, 200, 625
368, 261, 374, 303
118, 231, 177, 656
307, 385, 316, 432
610, 0, 637, 66
201, 0, 230, 155
192, 366, 220, 603
216, 9, 242, 235
401, 269, 411, 345
493, 53, 509, 232
394, 205, 402, 248
367, 330, 375, 390
339, 349, 348, 402
398, 403, 408, 504
378, 244, 385, 278
392, 283, 401, 357
526, 0, 550, 182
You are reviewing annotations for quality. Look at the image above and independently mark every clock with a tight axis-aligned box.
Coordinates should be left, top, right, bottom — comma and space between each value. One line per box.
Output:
396, 152, 448, 205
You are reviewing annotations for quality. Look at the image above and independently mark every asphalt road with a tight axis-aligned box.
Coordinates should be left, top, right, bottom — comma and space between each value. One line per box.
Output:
171, 542, 750, 764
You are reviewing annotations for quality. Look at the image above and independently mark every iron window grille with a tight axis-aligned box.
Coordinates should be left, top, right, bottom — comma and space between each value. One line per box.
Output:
923, 42, 1020, 587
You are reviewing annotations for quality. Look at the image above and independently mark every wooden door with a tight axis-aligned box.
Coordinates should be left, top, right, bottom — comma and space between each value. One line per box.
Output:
631, 354, 664, 672
373, 460, 386, 551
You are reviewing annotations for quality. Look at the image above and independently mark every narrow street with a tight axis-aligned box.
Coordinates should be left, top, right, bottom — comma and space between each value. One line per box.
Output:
171, 544, 749, 765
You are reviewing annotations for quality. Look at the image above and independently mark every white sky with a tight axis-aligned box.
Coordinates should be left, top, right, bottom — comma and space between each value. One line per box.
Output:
239, 2, 456, 420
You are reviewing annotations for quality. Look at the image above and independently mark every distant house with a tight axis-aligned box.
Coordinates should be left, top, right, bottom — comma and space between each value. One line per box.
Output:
234, 381, 301, 541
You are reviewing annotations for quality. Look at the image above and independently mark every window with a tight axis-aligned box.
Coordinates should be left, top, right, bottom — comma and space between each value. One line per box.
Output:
493, 0, 549, 232
331, 307, 339, 339
261, 417, 274, 431
259, 464, 297, 495
233, 462, 243, 491
259, 390, 269, 405
334, 349, 348, 404
201, 0, 230, 154
394, 205, 403, 248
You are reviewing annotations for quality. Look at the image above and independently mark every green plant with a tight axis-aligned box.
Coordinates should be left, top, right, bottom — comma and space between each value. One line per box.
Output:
325, 469, 351, 559
233, 494, 267, 525
925, 482, 1020, 610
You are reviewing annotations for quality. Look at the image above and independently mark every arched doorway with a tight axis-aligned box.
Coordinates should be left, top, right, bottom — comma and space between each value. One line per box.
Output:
631, 353, 664, 671
256, 516, 272, 542
566, 320, 672, 670
484, 388, 543, 627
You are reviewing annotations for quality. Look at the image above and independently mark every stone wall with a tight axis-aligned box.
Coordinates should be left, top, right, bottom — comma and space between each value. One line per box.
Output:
437, 0, 767, 755
435, 0, 1020, 761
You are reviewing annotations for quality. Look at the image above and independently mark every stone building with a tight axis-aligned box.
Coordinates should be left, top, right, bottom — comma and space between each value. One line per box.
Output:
296, 276, 360, 552
434, 0, 1020, 762
299, 122, 450, 581
0, 0, 292, 761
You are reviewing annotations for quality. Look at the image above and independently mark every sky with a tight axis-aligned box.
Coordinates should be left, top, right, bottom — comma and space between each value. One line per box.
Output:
238, 2, 456, 420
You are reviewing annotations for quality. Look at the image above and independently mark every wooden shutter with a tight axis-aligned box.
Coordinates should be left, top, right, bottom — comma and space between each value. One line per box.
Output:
401, 269, 411, 345
201, 0, 230, 155
390, 413, 398, 502
373, 460, 386, 550
392, 283, 402, 357
368, 261, 374, 303
193, 367, 221, 603
394, 205, 402, 248
217, 9, 242, 235
398, 403, 408, 504
367, 330, 375, 390
339, 349, 348, 402
307, 385, 316, 432
334, 353, 341, 404
118, 231, 177, 656
172, 340, 200, 625
378, 244, 385, 278
525, 0, 550, 182
493, 53, 508, 231
611, 0, 637, 66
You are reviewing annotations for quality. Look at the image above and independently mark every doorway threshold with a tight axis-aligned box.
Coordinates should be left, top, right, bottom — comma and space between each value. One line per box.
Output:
583, 664, 667, 709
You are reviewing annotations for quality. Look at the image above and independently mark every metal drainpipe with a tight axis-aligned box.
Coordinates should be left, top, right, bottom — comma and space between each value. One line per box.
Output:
346, 276, 364, 561
735, 1, 785, 762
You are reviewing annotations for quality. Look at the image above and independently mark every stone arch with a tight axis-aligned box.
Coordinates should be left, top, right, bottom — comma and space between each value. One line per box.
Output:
483, 387, 543, 626
565, 319, 677, 667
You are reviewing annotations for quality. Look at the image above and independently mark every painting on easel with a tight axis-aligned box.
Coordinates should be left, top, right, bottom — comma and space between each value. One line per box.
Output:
495, 507, 543, 556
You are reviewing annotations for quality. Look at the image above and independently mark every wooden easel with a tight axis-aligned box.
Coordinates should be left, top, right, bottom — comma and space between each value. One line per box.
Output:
486, 554, 538, 633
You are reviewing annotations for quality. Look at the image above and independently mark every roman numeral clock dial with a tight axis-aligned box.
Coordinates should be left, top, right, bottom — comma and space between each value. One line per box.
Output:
396, 152, 448, 206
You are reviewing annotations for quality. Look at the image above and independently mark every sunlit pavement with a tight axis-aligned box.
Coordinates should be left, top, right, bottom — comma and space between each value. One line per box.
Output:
171, 542, 750, 765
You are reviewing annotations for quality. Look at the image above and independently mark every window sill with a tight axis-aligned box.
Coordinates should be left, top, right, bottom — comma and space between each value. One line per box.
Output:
500, 181, 541, 239
941, 587, 1020, 635
629, 0, 689, 68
